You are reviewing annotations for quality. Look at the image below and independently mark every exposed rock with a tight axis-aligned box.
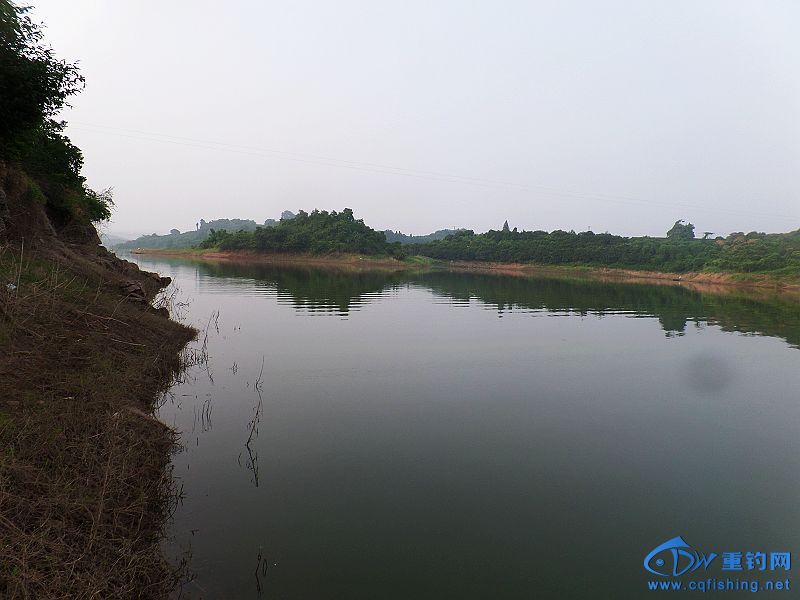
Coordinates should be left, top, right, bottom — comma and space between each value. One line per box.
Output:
120, 281, 146, 301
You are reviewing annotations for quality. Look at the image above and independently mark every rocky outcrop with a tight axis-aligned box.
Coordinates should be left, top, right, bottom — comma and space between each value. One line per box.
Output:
120, 280, 146, 302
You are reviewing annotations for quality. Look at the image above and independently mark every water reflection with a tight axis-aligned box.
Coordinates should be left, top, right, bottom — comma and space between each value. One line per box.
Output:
189, 260, 408, 317
133, 256, 800, 599
156, 258, 800, 348
416, 272, 800, 345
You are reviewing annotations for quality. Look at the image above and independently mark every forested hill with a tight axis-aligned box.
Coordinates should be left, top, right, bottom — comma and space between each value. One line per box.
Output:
113, 212, 296, 251
115, 218, 462, 251
200, 208, 401, 256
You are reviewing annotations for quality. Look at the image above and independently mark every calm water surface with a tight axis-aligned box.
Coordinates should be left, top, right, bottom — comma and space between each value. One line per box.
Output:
132, 257, 800, 599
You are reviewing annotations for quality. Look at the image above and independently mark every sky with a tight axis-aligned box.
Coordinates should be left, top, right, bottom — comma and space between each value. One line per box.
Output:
30, 0, 800, 239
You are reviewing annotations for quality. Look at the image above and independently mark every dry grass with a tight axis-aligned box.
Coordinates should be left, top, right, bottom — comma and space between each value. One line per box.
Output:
0, 242, 196, 599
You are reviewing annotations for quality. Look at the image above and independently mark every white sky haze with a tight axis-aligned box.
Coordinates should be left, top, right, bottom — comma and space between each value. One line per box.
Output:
30, 0, 800, 239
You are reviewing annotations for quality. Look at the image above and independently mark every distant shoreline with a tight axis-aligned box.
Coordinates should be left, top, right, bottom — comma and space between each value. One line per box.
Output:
126, 248, 800, 293
129, 248, 422, 271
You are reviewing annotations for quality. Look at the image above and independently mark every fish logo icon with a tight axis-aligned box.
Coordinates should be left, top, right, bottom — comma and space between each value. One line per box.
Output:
644, 536, 717, 576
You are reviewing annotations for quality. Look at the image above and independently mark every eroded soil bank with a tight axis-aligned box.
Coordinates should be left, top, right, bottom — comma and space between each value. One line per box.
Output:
0, 163, 196, 598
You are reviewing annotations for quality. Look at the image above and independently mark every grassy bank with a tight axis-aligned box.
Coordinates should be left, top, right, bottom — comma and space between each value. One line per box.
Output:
0, 239, 195, 597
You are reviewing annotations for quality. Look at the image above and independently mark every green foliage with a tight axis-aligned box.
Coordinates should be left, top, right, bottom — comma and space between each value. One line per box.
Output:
194, 210, 800, 275
416, 228, 708, 271
252, 208, 391, 254
704, 231, 800, 273
666, 220, 695, 240
11, 118, 114, 224
82, 187, 114, 222
415, 226, 800, 274
11, 119, 84, 188
198, 228, 255, 250
0, 1, 112, 223
24, 174, 45, 205
0, 2, 84, 144
199, 208, 402, 256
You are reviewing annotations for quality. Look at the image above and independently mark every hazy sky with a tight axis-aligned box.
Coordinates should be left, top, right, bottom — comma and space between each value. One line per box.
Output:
31, 1, 800, 238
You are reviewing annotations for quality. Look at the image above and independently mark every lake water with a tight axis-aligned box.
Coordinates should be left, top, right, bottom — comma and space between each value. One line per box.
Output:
132, 256, 800, 599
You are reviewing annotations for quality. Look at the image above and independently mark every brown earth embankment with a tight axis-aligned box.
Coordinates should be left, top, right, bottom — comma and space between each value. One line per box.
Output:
0, 163, 196, 598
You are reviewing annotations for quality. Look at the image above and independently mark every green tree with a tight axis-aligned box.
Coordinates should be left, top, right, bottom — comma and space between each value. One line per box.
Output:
666, 220, 695, 240
0, 2, 84, 146
0, 1, 113, 223
82, 187, 114, 222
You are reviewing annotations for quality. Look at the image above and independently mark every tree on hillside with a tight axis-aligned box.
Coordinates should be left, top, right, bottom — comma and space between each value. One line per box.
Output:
666, 220, 695, 240
0, 2, 84, 144
502, 220, 510, 232
0, 1, 113, 223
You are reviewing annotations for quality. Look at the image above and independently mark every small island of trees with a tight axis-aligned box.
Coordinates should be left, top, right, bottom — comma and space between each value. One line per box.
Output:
189, 208, 800, 276
200, 208, 405, 257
